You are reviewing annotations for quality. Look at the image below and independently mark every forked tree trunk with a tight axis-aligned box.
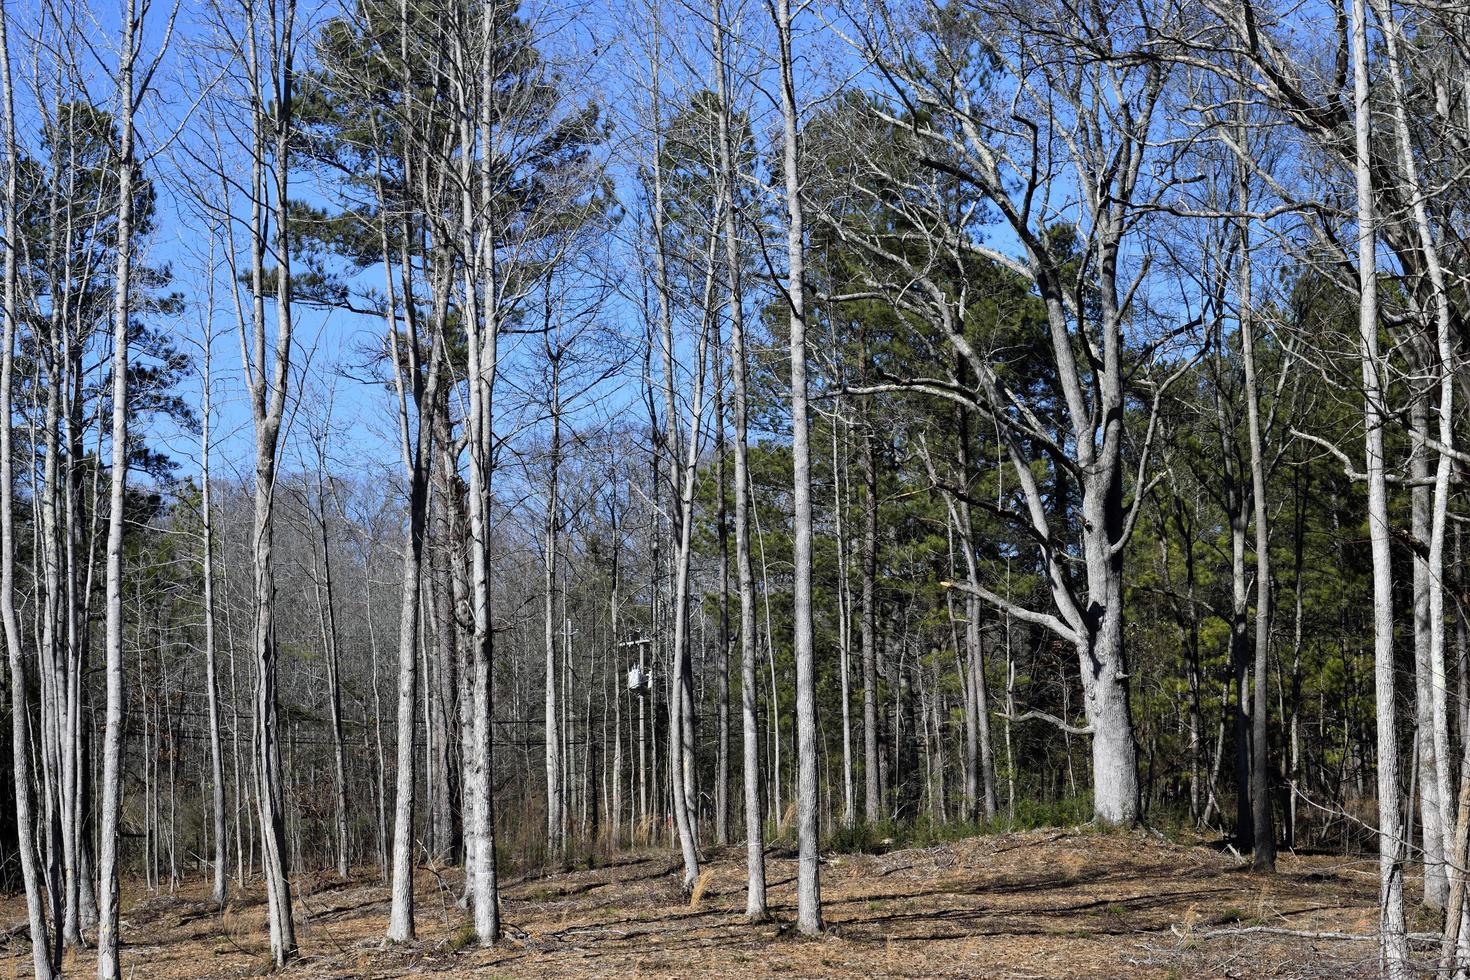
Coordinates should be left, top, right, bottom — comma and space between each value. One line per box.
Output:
385, 248, 448, 942
240, 1, 301, 958
663, 315, 711, 892
646, 33, 703, 889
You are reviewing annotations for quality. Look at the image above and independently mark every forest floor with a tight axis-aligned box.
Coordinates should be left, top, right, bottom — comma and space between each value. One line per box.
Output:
0, 827, 1413, 978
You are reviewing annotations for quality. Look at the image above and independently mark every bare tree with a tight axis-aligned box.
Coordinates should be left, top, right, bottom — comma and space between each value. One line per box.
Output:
542, 319, 566, 861
97, 0, 144, 971
1347, 0, 1408, 968
0, 2, 57, 975
710, 0, 767, 916
380, 0, 453, 932
831, 0, 1199, 825
230, 0, 301, 960
199, 281, 228, 904
771, 0, 823, 934
1235, 110, 1274, 872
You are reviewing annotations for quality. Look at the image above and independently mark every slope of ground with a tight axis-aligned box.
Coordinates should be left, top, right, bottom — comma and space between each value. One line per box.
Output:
1, 829, 1400, 977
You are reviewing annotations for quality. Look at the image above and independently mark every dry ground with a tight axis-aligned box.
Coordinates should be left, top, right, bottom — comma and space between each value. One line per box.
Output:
0, 829, 1411, 977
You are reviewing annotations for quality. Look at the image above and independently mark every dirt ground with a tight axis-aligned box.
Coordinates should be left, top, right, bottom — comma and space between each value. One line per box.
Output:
0, 829, 1413, 977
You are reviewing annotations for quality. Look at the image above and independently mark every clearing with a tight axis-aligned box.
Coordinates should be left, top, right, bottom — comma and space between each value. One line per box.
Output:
1, 829, 1402, 977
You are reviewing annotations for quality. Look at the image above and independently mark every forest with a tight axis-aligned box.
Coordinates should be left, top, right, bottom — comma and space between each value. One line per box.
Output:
0, 0, 1466, 975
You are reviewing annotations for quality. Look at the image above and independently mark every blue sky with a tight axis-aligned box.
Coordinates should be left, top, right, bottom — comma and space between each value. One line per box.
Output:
29, 0, 1248, 510
120, 0, 818, 510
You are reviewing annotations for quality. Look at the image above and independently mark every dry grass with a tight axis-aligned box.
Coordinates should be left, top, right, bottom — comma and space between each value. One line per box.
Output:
0, 829, 1404, 977
689, 868, 715, 910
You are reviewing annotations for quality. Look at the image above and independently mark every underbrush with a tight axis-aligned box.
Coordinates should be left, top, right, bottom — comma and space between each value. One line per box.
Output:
818, 794, 1100, 854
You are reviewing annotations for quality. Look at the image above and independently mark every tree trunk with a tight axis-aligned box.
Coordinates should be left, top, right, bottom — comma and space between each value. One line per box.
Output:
646, 25, 706, 890
1411, 396, 1446, 903
0, 5, 57, 971
715, 339, 731, 847
460, 9, 503, 936
1076, 466, 1140, 826
1374, 1, 1457, 914
384, 246, 448, 942
774, 0, 822, 933
951, 401, 996, 821
1237, 159, 1275, 871
1348, 0, 1409, 968
833, 409, 856, 828
201, 332, 229, 904
711, 0, 767, 915
96, 6, 138, 971
308, 440, 350, 881
861, 413, 881, 825
543, 355, 564, 861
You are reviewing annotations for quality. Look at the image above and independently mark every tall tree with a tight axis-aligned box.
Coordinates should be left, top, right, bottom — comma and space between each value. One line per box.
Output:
772, 0, 823, 934
235, 0, 301, 960
711, 0, 768, 918
1347, 0, 1408, 968
199, 292, 228, 904
0, 2, 57, 975
96, 0, 144, 972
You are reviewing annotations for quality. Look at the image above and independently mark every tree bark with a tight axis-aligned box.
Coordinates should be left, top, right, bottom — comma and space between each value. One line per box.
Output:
711, 0, 767, 916
97, 4, 139, 971
715, 338, 731, 847
861, 412, 881, 824
543, 345, 564, 861
773, 0, 822, 933
240, 2, 301, 958
201, 325, 229, 905
0, 4, 57, 972
1237, 150, 1275, 871
1348, 0, 1409, 968
385, 240, 449, 942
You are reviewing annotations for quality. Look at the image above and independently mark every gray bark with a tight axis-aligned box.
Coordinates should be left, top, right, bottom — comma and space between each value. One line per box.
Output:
711, 0, 767, 917
0, 4, 57, 972
1237, 156, 1274, 871
861, 414, 881, 825
1348, 0, 1409, 969
240, 1, 300, 959
97, 3, 139, 971
715, 339, 731, 846
833, 410, 855, 828
201, 327, 229, 905
774, 0, 822, 934
1375, 0, 1456, 914
385, 236, 449, 942
543, 348, 564, 860
459, 4, 503, 936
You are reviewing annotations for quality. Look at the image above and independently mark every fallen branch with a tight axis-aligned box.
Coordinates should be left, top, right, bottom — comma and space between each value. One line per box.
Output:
1173, 924, 1441, 942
